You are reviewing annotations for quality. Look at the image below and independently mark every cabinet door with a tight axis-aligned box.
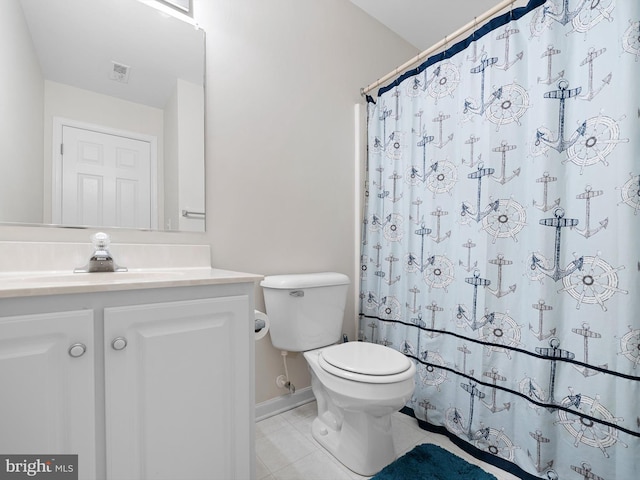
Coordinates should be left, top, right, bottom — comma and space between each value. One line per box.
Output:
0, 310, 96, 478
104, 296, 249, 480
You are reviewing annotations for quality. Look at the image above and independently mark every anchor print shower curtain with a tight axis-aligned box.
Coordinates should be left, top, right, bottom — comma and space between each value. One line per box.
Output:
359, 0, 639, 478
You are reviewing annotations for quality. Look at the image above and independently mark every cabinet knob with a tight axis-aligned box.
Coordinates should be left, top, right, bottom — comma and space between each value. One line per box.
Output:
111, 337, 128, 351
68, 343, 87, 358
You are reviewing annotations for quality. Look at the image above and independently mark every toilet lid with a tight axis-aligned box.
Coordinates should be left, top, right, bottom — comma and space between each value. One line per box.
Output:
320, 342, 412, 376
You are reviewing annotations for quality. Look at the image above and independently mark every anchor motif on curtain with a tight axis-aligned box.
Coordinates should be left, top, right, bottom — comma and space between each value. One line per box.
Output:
455, 270, 494, 331
533, 171, 561, 212
530, 207, 583, 281
535, 80, 586, 154
462, 134, 482, 167
460, 164, 500, 222
537, 44, 564, 84
464, 54, 501, 116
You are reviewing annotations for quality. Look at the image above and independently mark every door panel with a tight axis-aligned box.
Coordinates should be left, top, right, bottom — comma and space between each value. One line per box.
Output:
61, 125, 151, 228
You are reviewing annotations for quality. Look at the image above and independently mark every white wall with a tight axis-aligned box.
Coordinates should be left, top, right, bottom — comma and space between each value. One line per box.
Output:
0, 0, 44, 224
194, 0, 418, 404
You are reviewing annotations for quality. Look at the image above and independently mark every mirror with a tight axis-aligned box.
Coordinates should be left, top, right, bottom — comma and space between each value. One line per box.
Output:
1, 0, 205, 232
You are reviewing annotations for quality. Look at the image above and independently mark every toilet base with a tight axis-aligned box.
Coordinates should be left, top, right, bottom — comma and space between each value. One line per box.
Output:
310, 409, 397, 476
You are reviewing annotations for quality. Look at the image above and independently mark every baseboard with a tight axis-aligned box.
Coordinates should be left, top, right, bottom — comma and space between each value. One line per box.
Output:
255, 386, 315, 422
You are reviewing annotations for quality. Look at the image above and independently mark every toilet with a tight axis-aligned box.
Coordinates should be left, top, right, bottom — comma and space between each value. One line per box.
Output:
260, 272, 416, 476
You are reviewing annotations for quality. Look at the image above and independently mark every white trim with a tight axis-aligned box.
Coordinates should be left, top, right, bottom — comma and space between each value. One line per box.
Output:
52, 117, 158, 229
255, 387, 315, 422
354, 104, 363, 339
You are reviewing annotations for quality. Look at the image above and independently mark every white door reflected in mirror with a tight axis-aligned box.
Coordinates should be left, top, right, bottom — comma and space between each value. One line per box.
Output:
58, 125, 154, 229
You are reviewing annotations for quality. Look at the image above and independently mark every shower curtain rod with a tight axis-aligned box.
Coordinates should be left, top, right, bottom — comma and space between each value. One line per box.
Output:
361, 0, 515, 96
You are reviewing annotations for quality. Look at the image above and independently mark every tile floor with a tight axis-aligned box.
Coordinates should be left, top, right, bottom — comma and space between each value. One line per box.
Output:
256, 401, 521, 480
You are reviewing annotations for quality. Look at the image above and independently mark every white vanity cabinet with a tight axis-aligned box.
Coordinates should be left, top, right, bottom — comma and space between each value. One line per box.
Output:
0, 275, 258, 480
0, 310, 97, 471
104, 296, 248, 480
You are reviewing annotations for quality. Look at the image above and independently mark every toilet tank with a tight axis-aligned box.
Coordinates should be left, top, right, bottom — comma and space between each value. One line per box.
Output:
260, 272, 350, 352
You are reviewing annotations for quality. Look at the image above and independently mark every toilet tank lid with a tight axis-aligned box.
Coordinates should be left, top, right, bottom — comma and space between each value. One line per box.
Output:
260, 272, 350, 289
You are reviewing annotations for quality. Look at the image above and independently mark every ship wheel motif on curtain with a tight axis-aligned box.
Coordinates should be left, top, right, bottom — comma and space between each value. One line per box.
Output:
405, 162, 435, 187
361, 290, 382, 315
473, 426, 518, 462
565, 115, 628, 173
618, 326, 640, 369
366, 213, 384, 234
571, 0, 615, 33
369, 134, 384, 156
525, 251, 554, 283
529, 124, 558, 158
422, 255, 455, 291
478, 311, 522, 359
617, 173, 640, 214
444, 407, 468, 437
519, 376, 548, 412
405, 71, 429, 98
383, 213, 405, 243
622, 20, 640, 61
385, 131, 405, 161
481, 198, 527, 243
378, 295, 402, 323
560, 254, 627, 311
418, 350, 448, 391
528, 0, 605, 36
427, 62, 461, 103
425, 160, 458, 198
529, 4, 554, 37
555, 390, 627, 458
485, 83, 531, 130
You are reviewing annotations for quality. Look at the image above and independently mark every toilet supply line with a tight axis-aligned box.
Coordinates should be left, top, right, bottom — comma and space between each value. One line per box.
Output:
276, 350, 296, 394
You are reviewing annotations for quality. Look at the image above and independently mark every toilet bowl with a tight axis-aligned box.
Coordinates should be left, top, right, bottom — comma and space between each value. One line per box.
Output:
260, 273, 416, 476
303, 342, 415, 476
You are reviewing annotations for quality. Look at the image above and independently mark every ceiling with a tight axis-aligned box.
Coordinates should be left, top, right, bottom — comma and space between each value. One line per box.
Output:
349, 0, 519, 51
19, 0, 204, 109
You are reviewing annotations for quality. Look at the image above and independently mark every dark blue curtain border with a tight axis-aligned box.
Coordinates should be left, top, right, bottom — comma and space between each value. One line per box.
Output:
400, 407, 542, 480
370, 0, 547, 102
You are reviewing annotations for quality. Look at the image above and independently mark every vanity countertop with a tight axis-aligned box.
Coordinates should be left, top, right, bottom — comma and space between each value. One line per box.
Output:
0, 268, 263, 299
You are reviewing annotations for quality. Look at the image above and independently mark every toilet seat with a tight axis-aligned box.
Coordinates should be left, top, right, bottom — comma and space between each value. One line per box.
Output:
318, 342, 414, 384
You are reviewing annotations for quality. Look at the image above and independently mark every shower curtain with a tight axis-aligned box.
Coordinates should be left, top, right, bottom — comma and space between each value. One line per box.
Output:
359, 1, 639, 478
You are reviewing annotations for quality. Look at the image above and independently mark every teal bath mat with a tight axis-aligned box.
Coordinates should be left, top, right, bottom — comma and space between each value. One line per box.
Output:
371, 443, 497, 480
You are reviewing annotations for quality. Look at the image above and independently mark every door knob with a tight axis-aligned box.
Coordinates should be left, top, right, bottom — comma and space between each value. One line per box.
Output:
111, 337, 128, 351
68, 343, 87, 358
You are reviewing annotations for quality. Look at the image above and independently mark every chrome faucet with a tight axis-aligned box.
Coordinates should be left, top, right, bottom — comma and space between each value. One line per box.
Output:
74, 232, 128, 273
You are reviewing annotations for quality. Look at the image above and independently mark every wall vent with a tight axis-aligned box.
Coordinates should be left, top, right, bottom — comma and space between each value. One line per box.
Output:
110, 61, 131, 83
